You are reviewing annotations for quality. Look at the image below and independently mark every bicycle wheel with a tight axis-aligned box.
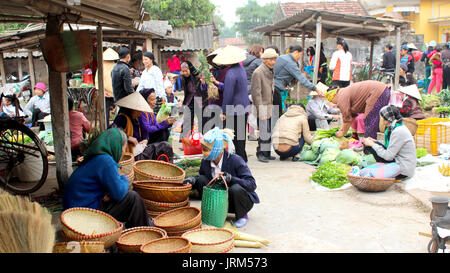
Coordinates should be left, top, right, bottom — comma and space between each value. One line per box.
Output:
0, 119, 48, 194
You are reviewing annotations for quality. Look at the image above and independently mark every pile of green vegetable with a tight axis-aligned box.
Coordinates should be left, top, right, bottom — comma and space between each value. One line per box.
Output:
176, 158, 202, 178
311, 162, 352, 189
420, 94, 441, 111
416, 148, 428, 159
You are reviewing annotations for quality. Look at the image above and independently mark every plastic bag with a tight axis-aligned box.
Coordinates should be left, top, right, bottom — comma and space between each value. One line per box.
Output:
156, 103, 171, 123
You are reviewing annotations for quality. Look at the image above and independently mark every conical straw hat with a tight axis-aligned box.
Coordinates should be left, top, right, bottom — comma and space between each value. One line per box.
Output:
212, 45, 246, 65
103, 48, 119, 61
115, 92, 152, 113
397, 84, 422, 101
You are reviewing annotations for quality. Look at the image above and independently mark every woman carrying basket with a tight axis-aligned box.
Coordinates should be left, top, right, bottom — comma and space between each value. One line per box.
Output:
184, 127, 259, 228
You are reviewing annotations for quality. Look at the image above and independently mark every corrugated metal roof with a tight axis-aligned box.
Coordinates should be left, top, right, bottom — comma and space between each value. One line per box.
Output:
162, 24, 216, 52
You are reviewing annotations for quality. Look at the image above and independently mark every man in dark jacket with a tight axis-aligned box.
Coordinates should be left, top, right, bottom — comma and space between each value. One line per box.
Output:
243, 53, 263, 94
274, 45, 318, 118
111, 47, 135, 102
382, 44, 396, 72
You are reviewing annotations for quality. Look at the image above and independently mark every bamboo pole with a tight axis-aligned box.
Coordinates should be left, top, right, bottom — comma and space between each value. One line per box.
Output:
96, 24, 106, 131
369, 40, 375, 80
0, 52, 6, 87
17, 57, 23, 80
27, 51, 36, 94
394, 27, 401, 90
313, 16, 322, 85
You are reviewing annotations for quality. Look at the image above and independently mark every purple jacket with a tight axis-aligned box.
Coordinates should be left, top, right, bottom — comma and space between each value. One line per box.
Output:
139, 112, 171, 140
222, 64, 250, 116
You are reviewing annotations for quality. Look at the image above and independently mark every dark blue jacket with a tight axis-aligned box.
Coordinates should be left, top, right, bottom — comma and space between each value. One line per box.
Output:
274, 53, 317, 92
199, 150, 259, 204
111, 61, 135, 102
222, 64, 250, 116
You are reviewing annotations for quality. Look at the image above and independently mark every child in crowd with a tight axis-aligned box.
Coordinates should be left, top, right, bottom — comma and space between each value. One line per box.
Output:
1, 94, 24, 118
24, 82, 50, 130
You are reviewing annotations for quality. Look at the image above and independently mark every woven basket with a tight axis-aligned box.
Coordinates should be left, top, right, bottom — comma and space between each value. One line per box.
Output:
133, 181, 192, 203
60, 207, 123, 248
140, 237, 191, 253
143, 198, 190, 212
154, 207, 201, 233
53, 241, 105, 253
147, 209, 164, 218
166, 222, 202, 237
134, 160, 185, 182
347, 174, 396, 192
127, 171, 134, 190
181, 228, 234, 253
116, 227, 167, 253
119, 152, 134, 175
220, 244, 234, 253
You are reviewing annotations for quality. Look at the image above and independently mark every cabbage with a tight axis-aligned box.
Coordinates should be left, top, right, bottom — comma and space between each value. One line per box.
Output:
318, 148, 340, 166
336, 149, 362, 166
318, 138, 340, 154
358, 154, 377, 169
311, 139, 324, 154
300, 145, 319, 163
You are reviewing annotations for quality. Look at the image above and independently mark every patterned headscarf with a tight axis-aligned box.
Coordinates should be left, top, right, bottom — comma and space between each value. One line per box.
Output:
379, 105, 403, 147
325, 88, 340, 102
201, 127, 235, 161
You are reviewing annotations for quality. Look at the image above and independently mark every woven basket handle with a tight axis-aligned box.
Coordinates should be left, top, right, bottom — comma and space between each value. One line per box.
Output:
206, 175, 228, 191
157, 154, 169, 163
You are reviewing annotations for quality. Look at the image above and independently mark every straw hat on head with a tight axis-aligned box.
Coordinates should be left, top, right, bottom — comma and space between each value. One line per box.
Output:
103, 48, 119, 61
166, 73, 179, 80
309, 91, 319, 96
261, 48, 278, 59
212, 45, 246, 66
397, 84, 422, 101
115, 92, 152, 113
407, 43, 417, 50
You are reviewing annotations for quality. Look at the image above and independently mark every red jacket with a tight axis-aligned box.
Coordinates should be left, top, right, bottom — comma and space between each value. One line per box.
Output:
167, 56, 181, 72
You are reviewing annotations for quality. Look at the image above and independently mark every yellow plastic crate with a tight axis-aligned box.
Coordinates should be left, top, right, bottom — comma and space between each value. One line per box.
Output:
414, 118, 450, 155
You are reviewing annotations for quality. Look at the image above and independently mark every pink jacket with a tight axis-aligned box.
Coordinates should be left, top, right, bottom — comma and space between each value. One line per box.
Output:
167, 56, 181, 72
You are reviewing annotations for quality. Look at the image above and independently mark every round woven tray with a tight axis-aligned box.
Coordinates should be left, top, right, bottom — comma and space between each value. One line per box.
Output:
347, 174, 396, 192
119, 152, 134, 175
143, 198, 190, 212
117, 227, 167, 253
182, 228, 234, 253
154, 207, 201, 233
140, 237, 191, 253
53, 241, 105, 253
166, 222, 202, 237
147, 209, 164, 218
133, 181, 192, 203
219, 243, 235, 253
60, 207, 123, 248
134, 160, 185, 183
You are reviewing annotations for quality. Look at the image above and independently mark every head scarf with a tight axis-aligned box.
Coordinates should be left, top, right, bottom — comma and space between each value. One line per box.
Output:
201, 127, 235, 161
181, 60, 200, 78
140, 88, 156, 101
379, 105, 403, 147
83, 128, 126, 164
325, 88, 340, 102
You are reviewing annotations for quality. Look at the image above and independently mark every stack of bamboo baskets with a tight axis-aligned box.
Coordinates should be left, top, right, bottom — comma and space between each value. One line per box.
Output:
118, 152, 135, 189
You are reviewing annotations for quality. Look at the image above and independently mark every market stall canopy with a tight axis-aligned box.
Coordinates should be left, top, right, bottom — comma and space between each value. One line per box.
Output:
253, 8, 410, 42
0, 0, 149, 31
161, 24, 219, 52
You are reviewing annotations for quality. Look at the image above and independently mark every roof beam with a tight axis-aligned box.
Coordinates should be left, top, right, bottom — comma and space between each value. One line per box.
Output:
321, 19, 391, 32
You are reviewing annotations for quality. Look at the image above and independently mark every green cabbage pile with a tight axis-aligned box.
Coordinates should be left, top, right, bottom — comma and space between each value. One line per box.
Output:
335, 149, 362, 166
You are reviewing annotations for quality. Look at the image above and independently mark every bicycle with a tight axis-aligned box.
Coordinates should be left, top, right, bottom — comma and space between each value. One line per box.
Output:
0, 96, 49, 194
376, 68, 395, 85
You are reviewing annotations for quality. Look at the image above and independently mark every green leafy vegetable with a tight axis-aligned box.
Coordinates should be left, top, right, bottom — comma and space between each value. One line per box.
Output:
156, 103, 172, 123
311, 162, 352, 189
358, 154, 377, 169
335, 149, 362, 166
299, 145, 319, 161
314, 127, 340, 140
416, 148, 428, 159
318, 148, 340, 166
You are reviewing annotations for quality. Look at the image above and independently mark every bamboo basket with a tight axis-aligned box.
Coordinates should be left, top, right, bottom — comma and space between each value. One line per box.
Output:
60, 208, 123, 248
116, 227, 167, 253
154, 207, 201, 233
166, 223, 202, 237
127, 171, 134, 190
143, 198, 190, 212
147, 209, 163, 218
347, 174, 398, 192
134, 160, 185, 182
220, 244, 235, 253
118, 152, 134, 176
53, 241, 105, 253
133, 181, 192, 203
182, 228, 234, 253
140, 237, 191, 253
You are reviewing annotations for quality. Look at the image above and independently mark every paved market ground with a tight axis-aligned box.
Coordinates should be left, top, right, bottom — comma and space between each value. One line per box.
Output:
35, 136, 439, 253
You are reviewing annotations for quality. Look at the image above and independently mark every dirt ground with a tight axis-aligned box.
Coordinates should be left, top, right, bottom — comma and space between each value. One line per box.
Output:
35, 135, 434, 253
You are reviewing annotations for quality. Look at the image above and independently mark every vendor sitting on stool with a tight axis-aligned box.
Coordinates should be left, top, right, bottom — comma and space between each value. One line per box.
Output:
184, 127, 259, 228
361, 105, 416, 180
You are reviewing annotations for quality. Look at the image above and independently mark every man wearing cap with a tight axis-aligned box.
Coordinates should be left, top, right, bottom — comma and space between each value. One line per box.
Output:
400, 44, 415, 76
111, 47, 135, 102
24, 82, 50, 130
250, 48, 278, 163
213, 45, 250, 162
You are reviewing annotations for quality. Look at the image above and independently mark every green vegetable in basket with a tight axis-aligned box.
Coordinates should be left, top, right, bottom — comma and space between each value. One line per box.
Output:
416, 148, 428, 159
311, 162, 351, 189
335, 149, 361, 166
156, 103, 172, 123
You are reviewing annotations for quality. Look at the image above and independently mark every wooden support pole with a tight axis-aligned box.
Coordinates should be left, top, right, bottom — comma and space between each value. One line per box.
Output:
27, 51, 36, 93
145, 38, 152, 53
97, 24, 106, 131
280, 32, 286, 54
313, 16, 322, 85
394, 27, 401, 90
17, 57, 23, 80
301, 30, 306, 71
152, 42, 159, 64
46, 15, 72, 189
369, 40, 375, 80
0, 52, 6, 87
268, 34, 273, 46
